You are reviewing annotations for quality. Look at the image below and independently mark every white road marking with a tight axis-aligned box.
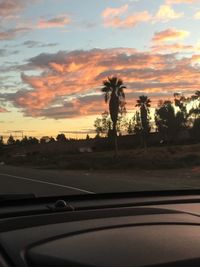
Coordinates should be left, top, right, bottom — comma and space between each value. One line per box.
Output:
0, 172, 95, 194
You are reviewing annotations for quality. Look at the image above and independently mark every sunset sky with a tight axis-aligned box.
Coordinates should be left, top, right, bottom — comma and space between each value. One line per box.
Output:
1, 0, 200, 139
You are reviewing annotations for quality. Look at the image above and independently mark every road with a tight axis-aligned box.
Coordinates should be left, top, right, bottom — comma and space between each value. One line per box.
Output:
0, 165, 199, 197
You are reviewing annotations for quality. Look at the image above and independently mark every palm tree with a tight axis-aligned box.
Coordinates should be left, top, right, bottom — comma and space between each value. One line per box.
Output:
101, 76, 126, 155
135, 95, 151, 148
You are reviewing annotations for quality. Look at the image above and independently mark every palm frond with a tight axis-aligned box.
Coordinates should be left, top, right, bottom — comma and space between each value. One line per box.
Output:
101, 86, 110, 93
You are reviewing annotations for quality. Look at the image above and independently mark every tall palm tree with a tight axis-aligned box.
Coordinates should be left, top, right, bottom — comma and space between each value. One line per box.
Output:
135, 95, 151, 148
101, 76, 126, 155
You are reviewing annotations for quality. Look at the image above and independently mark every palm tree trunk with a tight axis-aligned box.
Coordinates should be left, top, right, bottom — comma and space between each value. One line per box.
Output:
113, 121, 118, 157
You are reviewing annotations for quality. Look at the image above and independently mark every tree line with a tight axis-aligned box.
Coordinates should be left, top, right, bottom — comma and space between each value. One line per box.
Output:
0, 133, 76, 146
94, 76, 200, 154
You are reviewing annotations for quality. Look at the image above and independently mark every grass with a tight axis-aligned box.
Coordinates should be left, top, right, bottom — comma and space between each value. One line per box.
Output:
3, 143, 200, 170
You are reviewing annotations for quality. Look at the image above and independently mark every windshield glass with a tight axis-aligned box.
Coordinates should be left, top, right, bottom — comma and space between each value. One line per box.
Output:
0, 0, 200, 197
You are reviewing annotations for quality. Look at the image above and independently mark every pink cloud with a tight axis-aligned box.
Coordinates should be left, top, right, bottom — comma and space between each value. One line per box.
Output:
102, 4, 128, 18
104, 10, 151, 29
0, 107, 9, 112
0, 0, 37, 18
102, 3, 183, 29
37, 16, 71, 29
0, 0, 24, 17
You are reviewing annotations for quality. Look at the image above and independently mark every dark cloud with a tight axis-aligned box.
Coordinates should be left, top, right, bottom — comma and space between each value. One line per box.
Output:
0, 0, 25, 17
0, 48, 19, 57
22, 40, 58, 48
0, 49, 7, 56
38, 15, 71, 28
0, 27, 30, 40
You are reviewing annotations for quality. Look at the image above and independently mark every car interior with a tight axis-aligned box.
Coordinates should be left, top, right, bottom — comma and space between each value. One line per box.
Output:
0, 191, 200, 267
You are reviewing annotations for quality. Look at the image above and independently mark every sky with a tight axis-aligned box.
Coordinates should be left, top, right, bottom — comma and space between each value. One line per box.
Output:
1, 0, 200, 139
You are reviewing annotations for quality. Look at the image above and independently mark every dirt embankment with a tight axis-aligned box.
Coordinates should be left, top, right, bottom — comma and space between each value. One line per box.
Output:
2, 143, 200, 170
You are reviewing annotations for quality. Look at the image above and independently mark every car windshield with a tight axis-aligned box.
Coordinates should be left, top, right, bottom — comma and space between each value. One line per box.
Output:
0, 0, 200, 198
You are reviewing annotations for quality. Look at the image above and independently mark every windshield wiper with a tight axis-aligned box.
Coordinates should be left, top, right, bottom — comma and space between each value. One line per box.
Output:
0, 193, 36, 201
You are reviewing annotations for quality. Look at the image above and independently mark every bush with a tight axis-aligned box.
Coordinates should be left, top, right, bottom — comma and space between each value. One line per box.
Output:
190, 118, 200, 142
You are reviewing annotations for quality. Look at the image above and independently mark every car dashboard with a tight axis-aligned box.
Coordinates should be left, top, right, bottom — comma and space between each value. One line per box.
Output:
0, 191, 200, 267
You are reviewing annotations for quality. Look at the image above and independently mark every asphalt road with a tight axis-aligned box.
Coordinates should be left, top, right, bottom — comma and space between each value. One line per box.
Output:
0, 165, 199, 197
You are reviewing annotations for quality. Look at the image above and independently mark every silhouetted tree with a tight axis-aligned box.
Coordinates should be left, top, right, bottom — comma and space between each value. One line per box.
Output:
29, 137, 39, 145
127, 111, 142, 135
155, 100, 185, 143
174, 93, 187, 114
7, 135, 15, 145
188, 90, 200, 120
56, 134, 67, 142
19, 136, 39, 145
136, 95, 151, 148
190, 118, 200, 142
40, 136, 51, 144
15, 139, 21, 145
21, 136, 29, 145
101, 76, 126, 155
116, 114, 129, 136
94, 111, 111, 137
49, 137, 56, 143
94, 111, 128, 137
0, 136, 3, 146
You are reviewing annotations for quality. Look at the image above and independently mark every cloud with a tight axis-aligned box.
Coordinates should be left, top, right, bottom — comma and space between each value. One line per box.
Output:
22, 40, 58, 48
194, 11, 200, 19
37, 15, 71, 29
0, 27, 30, 40
155, 5, 184, 21
102, 3, 183, 29
102, 4, 128, 18
0, 49, 7, 57
0, 0, 25, 17
2, 47, 200, 119
0, 107, 9, 112
0, 48, 19, 56
103, 10, 151, 29
35, 95, 105, 119
0, 0, 37, 18
152, 28, 189, 43
102, 4, 151, 29
151, 43, 194, 53
166, 0, 197, 4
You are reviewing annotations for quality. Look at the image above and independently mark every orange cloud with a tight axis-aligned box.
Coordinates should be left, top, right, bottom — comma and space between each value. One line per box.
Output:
152, 28, 189, 43
38, 16, 71, 29
3, 48, 200, 119
151, 43, 194, 53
